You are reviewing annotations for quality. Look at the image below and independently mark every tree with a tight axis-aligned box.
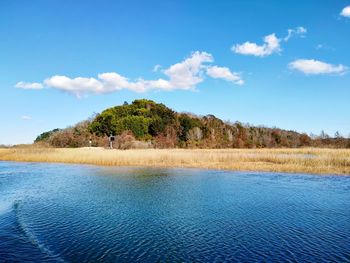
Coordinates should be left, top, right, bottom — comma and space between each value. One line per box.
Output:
35, 99, 350, 149
34, 128, 60, 142
118, 116, 150, 139
178, 114, 202, 141
320, 130, 329, 139
334, 131, 342, 139
300, 133, 311, 146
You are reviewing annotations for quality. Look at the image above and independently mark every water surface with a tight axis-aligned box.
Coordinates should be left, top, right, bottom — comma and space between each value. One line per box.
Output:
0, 161, 349, 262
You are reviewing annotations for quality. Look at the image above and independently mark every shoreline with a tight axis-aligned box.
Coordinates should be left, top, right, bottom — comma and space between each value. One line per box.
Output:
0, 147, 349, 175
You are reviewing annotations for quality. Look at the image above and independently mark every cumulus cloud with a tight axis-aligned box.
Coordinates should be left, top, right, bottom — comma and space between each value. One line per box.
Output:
340, 6, 350, 17
43, 73, 150, 96
206, 66, 243, 85
162, 51, 213, 88
232, 33, 281, 57
15, 81, 43, 89
288, 59, 348, 75
21, 115, 32, 120
16, 51, 243, 97
232, 27, 307, 57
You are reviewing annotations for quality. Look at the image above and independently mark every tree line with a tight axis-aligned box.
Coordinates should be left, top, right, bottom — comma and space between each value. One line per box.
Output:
34, 99, 350, 149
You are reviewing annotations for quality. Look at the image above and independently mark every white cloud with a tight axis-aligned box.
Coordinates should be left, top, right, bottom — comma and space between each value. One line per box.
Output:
17, 51, 243, 97
43, 73, 150, 97
152, 64, 162, 72
315, 44, 334, 51
21, 115, 32, 120
340, 6, 350, 17
163, 51, 213, 88
232, 27, 306, 57
44, 76, 104, 96
284, 26, 307, 41
206, 66, 243, 85
289, 59, 348, 75
15, 81, 43, 89
232, 33, 281, 57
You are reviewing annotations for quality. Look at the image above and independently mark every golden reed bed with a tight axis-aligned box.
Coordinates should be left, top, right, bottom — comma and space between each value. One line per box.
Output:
0, 147, 349, 175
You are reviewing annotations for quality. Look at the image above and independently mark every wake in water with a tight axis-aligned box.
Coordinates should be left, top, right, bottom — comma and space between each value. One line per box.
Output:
1, 162, 350, 262
0, 200, 64, 263
14, 201, 66, 262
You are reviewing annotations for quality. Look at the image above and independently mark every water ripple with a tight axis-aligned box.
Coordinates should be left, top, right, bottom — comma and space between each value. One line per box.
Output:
0, 162, 349, 262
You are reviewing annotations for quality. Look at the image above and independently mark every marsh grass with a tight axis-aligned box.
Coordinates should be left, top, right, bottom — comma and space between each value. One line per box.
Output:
0, 147, 349, 175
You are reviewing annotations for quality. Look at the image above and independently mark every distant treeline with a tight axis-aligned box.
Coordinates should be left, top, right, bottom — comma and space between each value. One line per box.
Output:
35, 99, 350, 149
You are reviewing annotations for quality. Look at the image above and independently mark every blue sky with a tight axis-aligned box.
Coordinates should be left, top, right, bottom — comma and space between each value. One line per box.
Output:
1, 0, 350, 144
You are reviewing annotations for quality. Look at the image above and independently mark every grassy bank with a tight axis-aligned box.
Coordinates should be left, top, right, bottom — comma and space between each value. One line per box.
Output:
0, 147, 349, 175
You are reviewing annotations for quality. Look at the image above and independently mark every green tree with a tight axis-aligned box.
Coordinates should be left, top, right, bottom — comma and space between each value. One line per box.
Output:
34, 128, 60, 142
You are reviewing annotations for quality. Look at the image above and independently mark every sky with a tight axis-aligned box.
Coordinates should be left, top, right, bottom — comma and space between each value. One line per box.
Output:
1, 0, 350, 145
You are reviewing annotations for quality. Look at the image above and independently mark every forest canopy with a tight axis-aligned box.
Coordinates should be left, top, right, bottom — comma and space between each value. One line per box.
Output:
35, 99, 350, 149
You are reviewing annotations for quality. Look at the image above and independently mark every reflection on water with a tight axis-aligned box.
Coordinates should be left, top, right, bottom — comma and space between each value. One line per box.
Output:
0, 161, 349, 262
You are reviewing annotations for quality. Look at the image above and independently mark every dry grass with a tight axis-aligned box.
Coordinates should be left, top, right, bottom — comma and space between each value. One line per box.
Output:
0, 147, 349, 175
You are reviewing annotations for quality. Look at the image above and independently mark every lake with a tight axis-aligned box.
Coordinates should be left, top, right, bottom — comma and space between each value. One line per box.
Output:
0, 161, 349, 262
